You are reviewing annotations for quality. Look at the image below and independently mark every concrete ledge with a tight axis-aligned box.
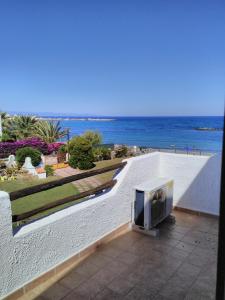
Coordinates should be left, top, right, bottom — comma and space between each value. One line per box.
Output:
174, 206, 219, 219
3, 222, 131, 300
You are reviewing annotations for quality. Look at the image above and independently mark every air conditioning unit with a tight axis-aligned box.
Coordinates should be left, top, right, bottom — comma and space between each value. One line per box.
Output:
133, 178, 174, 236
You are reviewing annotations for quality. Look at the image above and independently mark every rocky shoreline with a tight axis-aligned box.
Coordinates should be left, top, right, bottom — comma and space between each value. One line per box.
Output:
194, 127, 222, 131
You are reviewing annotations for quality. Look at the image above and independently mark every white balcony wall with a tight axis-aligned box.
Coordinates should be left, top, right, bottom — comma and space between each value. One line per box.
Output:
0, 152, 221, 299
159, 153, 221, 215
0, 153, 160, 299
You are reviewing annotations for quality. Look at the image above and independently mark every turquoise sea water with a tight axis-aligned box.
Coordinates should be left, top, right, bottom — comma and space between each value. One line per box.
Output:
57, 116, 223, 153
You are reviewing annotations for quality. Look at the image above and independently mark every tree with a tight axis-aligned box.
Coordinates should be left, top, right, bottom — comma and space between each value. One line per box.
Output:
68, 136, 95, 170
93, 147, 111, 161
5, 115, 37, 140
83, 130, 102, 146
115, 145, 128, 158
34, 120, 67, 143
0, 112, 12, 141
0, 111, 10, 121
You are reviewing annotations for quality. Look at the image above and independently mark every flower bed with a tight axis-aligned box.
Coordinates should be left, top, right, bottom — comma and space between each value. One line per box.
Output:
52, 163, 69, 170
0, 138, 65, 158
47, 142, 65, 154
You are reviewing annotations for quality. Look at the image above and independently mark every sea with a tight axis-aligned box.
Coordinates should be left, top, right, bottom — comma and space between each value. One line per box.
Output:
49, 116, 223, 153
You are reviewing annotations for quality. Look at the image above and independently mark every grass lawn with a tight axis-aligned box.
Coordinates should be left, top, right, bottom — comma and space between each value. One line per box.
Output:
0, 157, 126, 226
92, 157, 124, 183
0, 176, 79, 225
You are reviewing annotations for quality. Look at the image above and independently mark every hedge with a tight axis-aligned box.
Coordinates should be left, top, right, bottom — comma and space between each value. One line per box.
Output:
16, 147, 42, 167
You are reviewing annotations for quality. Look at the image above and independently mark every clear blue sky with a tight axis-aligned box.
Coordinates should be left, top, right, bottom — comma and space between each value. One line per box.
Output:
0, 0, 224, 116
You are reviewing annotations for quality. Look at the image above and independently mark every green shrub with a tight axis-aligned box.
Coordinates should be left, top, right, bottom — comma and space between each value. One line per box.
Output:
69, 153, 95, 170
68, 136, 95, 170
115, 145, 128, 158
77, 158, 95, 170
93, 147, 111, 161
44, 165, 54, 176
1, 132, 15, 142
58, 144, 68, 153
16, 147, 42, 167
0, 166, 19, 181
82, 131, 102, 146
68, 155, 78, 169
69, 136, 92, 154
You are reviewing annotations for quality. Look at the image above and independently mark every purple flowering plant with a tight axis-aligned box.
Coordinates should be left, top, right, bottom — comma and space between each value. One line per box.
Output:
0, 137, 65, 158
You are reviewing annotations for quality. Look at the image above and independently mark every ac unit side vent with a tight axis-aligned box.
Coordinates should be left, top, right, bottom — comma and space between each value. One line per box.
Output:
133, 178, 174, 231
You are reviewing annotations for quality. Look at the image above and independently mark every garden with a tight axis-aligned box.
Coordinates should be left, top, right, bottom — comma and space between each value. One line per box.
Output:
0, 112, 131, 224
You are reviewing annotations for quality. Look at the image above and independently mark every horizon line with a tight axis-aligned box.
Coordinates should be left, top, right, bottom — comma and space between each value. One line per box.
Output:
3, 111, 224, 118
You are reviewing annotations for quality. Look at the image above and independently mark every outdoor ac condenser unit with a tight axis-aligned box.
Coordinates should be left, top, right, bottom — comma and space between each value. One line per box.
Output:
133, 178, 174, 235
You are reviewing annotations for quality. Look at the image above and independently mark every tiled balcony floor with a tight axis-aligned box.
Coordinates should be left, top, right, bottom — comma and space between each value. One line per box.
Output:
33, 211, 218, 300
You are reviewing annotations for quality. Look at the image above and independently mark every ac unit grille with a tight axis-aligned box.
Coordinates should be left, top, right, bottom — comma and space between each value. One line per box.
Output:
151, 188, 167, 227
133, 178, 173, 230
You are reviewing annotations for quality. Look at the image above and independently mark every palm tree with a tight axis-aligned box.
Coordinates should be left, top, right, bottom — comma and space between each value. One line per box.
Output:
6, 115, 37, 140
0, 111, 10, 120
34, 120, 67, 143
0, 112, 15, 141
0, 111, 11, 129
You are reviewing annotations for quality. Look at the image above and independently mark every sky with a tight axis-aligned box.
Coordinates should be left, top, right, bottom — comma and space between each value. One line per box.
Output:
0, 0, 225, 116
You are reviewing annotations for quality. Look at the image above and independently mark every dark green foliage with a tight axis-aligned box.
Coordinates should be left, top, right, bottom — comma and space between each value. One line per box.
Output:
58, 144, 68, 153
93, 147, 111, 161
5, 115, 37, 141
34, 120, 67, 143
68, 155, 78, 169
69, 152, 95, 170
77, 158, 95, 170
68, 136, 95, 170
82, 131, 102, 146
115, 145, 128, 158
44, 165, 54, 176
69, 136, 92, 154
16, 147, 42, 167
1, 132, 15, 142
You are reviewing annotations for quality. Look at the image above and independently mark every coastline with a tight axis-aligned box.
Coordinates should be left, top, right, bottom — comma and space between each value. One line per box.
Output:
194, 127, 223, 132
38, 117, 115, 121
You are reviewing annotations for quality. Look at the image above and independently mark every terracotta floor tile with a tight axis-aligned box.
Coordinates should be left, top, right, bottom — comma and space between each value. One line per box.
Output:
108, 275, 135, 296
98, 244, 122, 258
85, 252, 113, 268
73, 277, 105, 299
74, 260, 101, 278
29, 211, 217, 300
95, 287, 124, 300
117, 251, 139, 265
125, 286, 155, 300
91, 267, 118, 285
58, 270, 86, 290
40, 283, 71, 300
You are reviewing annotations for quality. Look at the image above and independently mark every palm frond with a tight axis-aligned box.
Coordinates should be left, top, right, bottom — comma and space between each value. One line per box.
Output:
34, 120, 67, 143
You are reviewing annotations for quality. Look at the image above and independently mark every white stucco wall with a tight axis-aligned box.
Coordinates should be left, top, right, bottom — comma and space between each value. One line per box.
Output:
0, 153, 160, 298
159, 153, 221, 215
0, 152, 221, 298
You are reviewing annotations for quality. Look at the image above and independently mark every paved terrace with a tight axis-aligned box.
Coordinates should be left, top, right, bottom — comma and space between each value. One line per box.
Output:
45, 156, 102, 192
55, 166, 102, 192
21, 211, 218, 300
